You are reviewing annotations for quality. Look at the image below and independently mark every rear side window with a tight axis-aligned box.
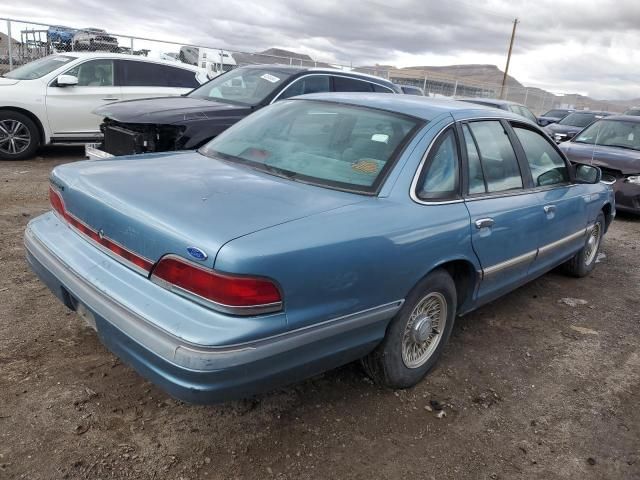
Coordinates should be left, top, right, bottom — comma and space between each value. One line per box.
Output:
372, 83, 394, 93
118, 60, 199, 88
278, 75, 331, 100
416, 128, 459, 200
465, 121, 523, 193
513, 127, 569, 186
333, 76, 373, 92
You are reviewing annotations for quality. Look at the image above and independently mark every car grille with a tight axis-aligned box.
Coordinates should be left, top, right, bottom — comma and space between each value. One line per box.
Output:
101, 121, 185, 155
103, 125, 146, 156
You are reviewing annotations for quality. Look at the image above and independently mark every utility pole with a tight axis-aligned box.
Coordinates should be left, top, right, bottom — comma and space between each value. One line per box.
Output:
500, 18, 519, 100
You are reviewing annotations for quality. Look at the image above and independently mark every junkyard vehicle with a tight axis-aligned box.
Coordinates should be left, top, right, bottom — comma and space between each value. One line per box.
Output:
537, 108, 573, 127
458, 98, 538, 124
72, 28, 119, 52
623, 107, 640, 116
25, 94, 613, 403
560, 115, 640, 214
89, 64, 401, 158
47, 25, 77, 51
545, 111, 611, 143
0, 53, 209, 160
399, 85, 425, 95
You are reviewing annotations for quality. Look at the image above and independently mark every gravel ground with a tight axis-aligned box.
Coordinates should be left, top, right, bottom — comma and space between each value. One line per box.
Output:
1, 148, 639, 480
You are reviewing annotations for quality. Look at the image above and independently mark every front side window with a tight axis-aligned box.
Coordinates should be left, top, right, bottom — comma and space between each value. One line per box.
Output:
188, 67, 293, 106
466, 121, 523, 193
333, 76, 373, 92
573, 120, 640, 151
200, 100, 421, 193
514, 127, 569, 186
278, 75, 330, 100
416, 129, 459, 200
5, 55, 75, 80
64, 59, 114, 86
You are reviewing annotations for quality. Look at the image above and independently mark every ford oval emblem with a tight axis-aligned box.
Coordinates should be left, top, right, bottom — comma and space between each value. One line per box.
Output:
187, 247, 207, 261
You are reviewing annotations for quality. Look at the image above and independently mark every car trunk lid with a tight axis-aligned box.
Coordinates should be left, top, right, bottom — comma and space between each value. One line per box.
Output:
50, 150, 365, 273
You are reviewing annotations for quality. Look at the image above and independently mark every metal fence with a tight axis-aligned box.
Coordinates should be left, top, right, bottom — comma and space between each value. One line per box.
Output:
0, 17, 626, 114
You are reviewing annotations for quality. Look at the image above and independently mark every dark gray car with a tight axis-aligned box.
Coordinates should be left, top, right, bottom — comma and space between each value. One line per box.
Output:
545, 111, 611, 143
559, 115, 640, 213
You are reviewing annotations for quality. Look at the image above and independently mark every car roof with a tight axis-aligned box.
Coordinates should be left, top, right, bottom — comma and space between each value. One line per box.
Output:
290, 92, 527, 122
235, 64, 395, 85
595, 115, 640, 123
55, 52, 204, 71
457, 97, 523, 107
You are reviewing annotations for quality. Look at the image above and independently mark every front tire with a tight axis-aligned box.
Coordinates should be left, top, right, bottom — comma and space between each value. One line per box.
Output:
0, 111, 40, 160
563, 212, 605, 277
362, 269, 457, 389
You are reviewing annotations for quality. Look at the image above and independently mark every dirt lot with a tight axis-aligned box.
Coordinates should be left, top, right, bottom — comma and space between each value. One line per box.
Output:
1, 148, 639, 480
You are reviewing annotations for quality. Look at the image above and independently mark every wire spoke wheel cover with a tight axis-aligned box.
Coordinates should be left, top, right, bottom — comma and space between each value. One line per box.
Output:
401, 292, 447, 369
0, 119, 32, 155
584, 223, 601, 266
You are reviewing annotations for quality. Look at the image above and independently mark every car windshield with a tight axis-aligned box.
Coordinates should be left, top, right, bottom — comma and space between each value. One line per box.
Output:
543, 109, 569, 117
573, 120, 640, 151
558, 112, 599, 127
4, 55, 76, 80
200, 100, 421, 193
188, 67, 294, 106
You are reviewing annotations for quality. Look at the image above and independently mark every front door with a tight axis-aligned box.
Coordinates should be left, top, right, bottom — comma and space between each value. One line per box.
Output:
46, 58, 120, 138
460, 120, 543, 303
509, 124, 588, 273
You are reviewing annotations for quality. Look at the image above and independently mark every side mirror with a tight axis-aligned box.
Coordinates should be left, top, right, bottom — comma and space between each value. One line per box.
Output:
56, 74, 78, 87
573, 164, 602, 184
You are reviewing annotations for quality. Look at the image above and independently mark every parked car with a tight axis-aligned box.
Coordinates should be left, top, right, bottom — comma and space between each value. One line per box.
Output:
623, 107, 640, 116
536, 108, 573, 127
25, 94, 613, 403
47, 25, 77, 50
458, 98, 538, 124
0, 53, 209, 160
545, 111, 611, 143
398, 85, 425, 96
73, 28, 119, 52
89, 65, 401, 158
560, 115, 640, 213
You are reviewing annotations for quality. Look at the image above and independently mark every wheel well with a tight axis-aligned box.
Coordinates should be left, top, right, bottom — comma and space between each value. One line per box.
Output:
0, 107, 45, 145
602, 203, 613, 232
436, 260, 478, 311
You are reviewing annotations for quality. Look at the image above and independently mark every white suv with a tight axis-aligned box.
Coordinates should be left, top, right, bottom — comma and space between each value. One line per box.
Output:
0, 52, 209, 160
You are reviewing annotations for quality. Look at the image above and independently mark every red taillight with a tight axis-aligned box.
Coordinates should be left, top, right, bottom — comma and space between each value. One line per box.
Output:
49, 185, 154, 273
152, 256, 282, 314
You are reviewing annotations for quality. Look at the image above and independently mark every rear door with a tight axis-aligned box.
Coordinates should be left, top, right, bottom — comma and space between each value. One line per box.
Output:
45, 58, 120, 137
116, 60, 200, 101
460, 119, 544, 303
510, 123, 588, 273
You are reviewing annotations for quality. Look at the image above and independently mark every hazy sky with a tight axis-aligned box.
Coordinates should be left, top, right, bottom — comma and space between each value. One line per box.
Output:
4, 0, 640, 99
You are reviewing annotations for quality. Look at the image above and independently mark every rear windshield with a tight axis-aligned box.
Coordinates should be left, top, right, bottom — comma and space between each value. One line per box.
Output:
200, 100, 422, 194
558, 112, 600, 127
4, 55, 76, 80
543, 109, 570, 118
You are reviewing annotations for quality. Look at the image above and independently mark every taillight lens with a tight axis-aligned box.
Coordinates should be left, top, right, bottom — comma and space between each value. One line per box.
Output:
49, 185, 154, 273
152, 256, 282, 314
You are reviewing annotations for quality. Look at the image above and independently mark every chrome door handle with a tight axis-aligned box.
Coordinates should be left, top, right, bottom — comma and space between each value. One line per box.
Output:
544, 205, 556, 214
475, 218, 495, 229
101, 97, 119, 101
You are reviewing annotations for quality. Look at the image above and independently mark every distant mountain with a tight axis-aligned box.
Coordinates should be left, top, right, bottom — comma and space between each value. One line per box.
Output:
402, 64, 523, 88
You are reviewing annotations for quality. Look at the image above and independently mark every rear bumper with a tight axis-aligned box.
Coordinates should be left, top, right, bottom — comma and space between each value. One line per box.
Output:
24, 213, 399, 403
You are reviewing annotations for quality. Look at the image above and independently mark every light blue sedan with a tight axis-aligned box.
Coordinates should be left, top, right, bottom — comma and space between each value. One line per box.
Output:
25, 93, 614, 403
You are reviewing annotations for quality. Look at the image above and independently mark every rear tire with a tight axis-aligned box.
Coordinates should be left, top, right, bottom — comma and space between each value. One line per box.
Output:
563, 212, 605, 277
0, 111, 40, 160
362, 269, 457, 389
